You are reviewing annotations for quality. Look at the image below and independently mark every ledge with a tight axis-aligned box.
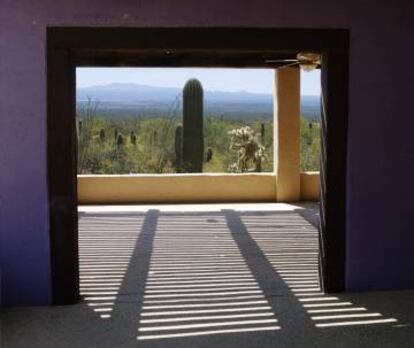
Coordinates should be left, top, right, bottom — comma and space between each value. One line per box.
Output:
78, 173, 277, 204
300, 171, 320, 201
78, 172, 319, 204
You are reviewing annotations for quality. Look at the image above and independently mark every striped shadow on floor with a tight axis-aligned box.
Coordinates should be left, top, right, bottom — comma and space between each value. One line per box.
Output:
137, 213, 280, 340
238, 210, 398, 329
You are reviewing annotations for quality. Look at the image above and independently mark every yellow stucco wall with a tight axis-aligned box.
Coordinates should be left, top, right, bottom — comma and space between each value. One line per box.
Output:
300, 171, 320, 201
78, 173, 277, 204
275, 67, 301, 201
77, 172, 319, 204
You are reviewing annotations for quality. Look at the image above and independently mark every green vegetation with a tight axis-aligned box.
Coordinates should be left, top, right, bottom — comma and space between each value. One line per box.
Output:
300, 117, 321, 171
77, 101, 320, 174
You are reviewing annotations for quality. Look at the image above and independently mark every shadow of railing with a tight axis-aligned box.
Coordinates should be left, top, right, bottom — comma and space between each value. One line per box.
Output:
222, 208, 314, 336
232, 209, 399, 329
78, 210, 158, 323
136, 212, 280, 341
77, 207, 403, 346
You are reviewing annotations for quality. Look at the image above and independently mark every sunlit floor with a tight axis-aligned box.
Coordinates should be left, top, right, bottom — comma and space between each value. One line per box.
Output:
3, 203, 414, 348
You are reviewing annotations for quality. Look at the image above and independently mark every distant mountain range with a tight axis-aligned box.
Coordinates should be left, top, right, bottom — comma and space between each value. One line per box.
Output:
76, 83, 321, 120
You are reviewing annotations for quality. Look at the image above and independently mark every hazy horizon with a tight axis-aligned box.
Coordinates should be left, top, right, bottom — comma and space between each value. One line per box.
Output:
77, 67, 321, 96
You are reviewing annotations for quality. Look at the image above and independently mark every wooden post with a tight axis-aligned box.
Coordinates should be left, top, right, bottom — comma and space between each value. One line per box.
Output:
274, 67, 301, 202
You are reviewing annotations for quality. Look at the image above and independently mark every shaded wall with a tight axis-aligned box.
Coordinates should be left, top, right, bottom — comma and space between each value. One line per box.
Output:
1, 0, 413, 305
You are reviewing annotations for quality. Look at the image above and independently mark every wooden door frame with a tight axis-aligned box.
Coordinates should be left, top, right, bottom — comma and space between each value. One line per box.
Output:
47, 27, 349, 304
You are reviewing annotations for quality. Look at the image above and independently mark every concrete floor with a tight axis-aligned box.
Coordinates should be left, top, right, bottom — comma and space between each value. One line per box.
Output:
2, 203, 413, 347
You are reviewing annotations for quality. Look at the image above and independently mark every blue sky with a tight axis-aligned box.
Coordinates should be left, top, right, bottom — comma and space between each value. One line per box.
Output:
76, 68, 320, 96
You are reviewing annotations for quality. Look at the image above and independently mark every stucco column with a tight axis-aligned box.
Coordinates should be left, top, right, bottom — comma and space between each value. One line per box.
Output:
274, 67, 301, 202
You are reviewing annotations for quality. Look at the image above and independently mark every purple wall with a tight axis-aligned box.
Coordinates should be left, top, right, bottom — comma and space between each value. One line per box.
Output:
1, 0, 413, 305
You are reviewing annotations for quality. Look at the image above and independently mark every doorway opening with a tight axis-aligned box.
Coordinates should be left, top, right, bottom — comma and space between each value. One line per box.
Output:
47, 28, 348, 305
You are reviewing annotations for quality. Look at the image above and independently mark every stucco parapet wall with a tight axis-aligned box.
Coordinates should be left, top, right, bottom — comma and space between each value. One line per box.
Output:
78, 173, 276, 204
78, 172, 320, 204
300, 171, 320, 201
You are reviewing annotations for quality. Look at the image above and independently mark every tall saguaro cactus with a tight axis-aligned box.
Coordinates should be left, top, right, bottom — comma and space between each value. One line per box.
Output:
175, 124, 183, 172
182, 79, 204, 172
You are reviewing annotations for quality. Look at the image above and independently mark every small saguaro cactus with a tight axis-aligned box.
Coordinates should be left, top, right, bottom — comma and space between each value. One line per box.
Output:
261, 123, 265, 141
116, 134, 124, 147
175, 124, 183, 172
99, 128, 106, 142
130, 131, 137, 145
182, 78, 204, 172
206, 147, 213, 162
